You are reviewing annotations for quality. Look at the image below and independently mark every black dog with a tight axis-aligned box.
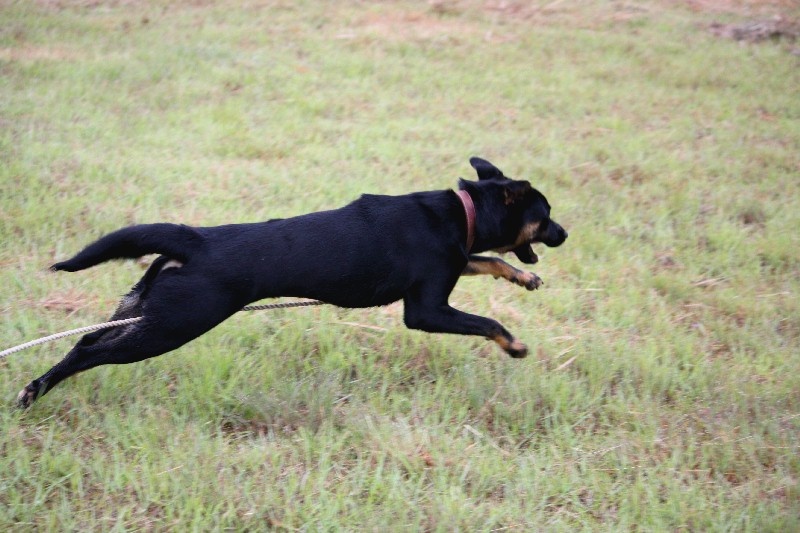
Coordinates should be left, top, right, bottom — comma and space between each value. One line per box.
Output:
17, 158, 567, 407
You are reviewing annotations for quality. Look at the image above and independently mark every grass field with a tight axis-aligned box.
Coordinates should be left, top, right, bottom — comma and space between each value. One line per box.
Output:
1, 0, 799, 530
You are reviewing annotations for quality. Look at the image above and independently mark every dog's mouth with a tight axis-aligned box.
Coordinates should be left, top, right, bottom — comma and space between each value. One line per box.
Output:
503, 220, 568, 264
512, 244, 539, 265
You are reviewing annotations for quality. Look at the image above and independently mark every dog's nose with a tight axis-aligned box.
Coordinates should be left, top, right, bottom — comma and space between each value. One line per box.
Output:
562, 229, 568, 240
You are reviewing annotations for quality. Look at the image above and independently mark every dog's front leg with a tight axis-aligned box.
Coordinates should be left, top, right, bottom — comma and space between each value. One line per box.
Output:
462, 256, 543, 291
403, 289, 528, 358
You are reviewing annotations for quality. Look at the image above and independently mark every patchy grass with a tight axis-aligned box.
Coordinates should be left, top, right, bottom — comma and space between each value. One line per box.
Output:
1, 0, 799, 529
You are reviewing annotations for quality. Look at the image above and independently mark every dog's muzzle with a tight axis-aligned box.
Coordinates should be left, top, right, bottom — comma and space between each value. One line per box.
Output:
513, 221, 567, 264
541, 221, 568, 248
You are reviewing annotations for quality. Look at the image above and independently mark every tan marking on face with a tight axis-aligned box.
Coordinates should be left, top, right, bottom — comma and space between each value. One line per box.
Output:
494, 221, 540, 253
515, 221, 540, 247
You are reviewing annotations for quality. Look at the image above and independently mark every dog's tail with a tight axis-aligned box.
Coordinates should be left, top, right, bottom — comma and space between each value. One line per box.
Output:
51, 223, 204, 272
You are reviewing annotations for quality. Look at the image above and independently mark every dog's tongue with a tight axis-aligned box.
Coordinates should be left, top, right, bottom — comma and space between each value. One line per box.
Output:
512, 244, 539, 264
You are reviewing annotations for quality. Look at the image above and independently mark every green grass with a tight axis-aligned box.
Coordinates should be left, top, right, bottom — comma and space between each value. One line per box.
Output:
2, 0, 799, 529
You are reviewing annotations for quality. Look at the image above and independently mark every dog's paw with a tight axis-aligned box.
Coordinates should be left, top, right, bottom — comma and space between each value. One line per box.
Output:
492, 335, 529, 358
507, 339, 529, 358
16, 381, 39, 409
515, 271, 543, 291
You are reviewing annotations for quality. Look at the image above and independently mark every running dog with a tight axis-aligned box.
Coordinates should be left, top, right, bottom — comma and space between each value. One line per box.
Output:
17, 158, 567, 407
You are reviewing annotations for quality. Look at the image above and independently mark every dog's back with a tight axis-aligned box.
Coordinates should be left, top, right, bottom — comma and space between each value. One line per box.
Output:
190, 190, 467, 307
18, 158, 567, 408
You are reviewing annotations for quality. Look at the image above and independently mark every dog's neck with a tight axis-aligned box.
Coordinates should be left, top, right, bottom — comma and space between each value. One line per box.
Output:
455, 190, 475, 253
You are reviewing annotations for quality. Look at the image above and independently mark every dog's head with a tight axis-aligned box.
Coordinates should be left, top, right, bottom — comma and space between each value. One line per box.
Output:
458, 157, 567, 263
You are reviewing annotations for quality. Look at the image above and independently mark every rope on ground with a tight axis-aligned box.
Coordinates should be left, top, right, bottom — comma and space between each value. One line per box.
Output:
0, 299, 323, 359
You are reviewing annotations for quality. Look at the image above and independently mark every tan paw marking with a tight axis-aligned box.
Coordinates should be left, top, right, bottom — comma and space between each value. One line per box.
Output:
516, 271, 543, 290
493, 335, 529, 358
16, 386, 36, 409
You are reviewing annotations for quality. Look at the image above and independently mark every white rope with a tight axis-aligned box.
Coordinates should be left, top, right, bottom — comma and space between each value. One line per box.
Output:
0, 317, 144, 359
0, 299, 323, 359
241, 300, 324, 312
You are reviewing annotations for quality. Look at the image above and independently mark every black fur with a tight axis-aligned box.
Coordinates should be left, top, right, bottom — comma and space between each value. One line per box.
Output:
17, 158, 567, 407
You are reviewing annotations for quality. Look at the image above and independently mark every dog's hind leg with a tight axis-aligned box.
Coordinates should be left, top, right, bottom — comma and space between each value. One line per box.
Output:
16, 266, 242, 408
462, 256, 543, 291
16, 319, 186, 408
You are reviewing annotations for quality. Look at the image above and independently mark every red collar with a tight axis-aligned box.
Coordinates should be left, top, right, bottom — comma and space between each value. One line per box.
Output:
455, 190, 476, 253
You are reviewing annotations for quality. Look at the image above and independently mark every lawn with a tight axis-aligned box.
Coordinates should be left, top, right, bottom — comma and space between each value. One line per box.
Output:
1, 0, 798, 530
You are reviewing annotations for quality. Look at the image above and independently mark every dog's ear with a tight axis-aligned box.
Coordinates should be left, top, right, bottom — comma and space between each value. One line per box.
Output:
503, 180, 532, 205
457, 178, 475, 191
469, 157, 506, 181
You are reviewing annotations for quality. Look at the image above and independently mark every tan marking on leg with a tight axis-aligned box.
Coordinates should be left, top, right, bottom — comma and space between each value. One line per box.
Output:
463, 258, 543, 290
16, 387, 30, 406
16, 382, 40, 409
492, 334, 528, 358
463, 258, 516, 279
493, 334, 512, 351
